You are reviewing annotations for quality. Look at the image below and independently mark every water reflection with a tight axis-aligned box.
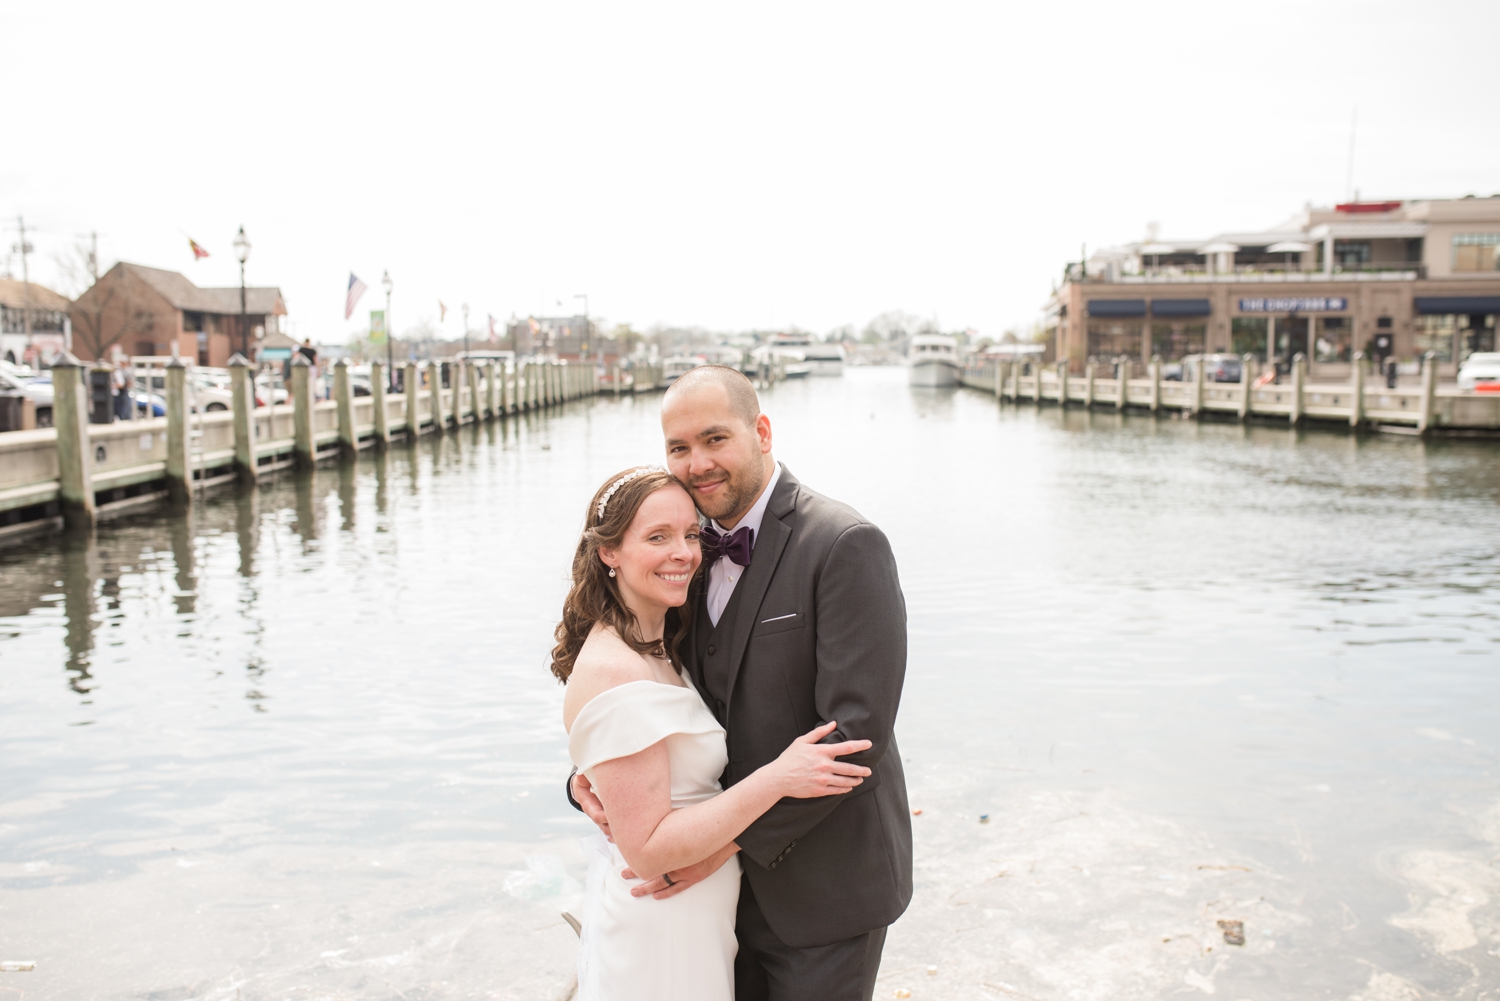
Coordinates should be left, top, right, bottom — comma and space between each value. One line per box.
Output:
59, 530, 98, 695
0, 371, 1497, 999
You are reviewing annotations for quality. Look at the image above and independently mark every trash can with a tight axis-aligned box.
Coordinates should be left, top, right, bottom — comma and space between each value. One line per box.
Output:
0, 390, 24, 432
89, 367, 114, 424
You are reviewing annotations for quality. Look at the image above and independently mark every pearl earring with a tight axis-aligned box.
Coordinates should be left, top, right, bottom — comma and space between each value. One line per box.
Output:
608, 568, 616, 577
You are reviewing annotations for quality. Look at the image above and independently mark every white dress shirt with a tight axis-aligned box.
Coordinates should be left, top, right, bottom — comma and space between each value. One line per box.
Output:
704, 461, 782, 626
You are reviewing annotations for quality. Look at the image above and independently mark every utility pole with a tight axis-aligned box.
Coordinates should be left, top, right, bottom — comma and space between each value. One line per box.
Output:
87, 231, 99, 282
13, 215, 34, 347
462, 302, 470, 356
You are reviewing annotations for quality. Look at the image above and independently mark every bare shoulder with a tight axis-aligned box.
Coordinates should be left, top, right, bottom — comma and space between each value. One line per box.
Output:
563, 624, 652, 731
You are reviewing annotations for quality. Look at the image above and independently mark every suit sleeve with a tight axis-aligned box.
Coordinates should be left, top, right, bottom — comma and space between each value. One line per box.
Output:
735, 521, 907, 868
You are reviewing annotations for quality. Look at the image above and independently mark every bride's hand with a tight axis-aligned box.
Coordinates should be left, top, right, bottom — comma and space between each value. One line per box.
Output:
770, 721, 872, 799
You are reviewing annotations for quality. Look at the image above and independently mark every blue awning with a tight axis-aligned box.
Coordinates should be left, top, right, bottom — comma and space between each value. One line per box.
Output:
1151, 299, 1212, 317
1415, 296, 1500, 315
1087, 299, 1146, 318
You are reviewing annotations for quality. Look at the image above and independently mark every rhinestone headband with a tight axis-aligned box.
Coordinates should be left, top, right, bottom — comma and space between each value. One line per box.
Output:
596, 466, 665, 523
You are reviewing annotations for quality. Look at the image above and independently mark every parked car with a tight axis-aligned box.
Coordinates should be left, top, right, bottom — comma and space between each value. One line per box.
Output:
1174, 354, 1243, 384
1457, 352, 1500, 392
255, 372, 288, 405
0, 367, 54, 426
133, 390, 166, 417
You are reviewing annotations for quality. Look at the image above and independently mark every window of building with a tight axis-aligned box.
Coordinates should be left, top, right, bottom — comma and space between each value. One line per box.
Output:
1087, 320, 1142, 360
1231, 318, 1268, 360
1414, 315, 1457, 362
184, 311, 206, 332
1452, 233, 1500, 272
1334, 241, 1371, 266
1148, 322, 1206, 361
1314, 317, 1351, 363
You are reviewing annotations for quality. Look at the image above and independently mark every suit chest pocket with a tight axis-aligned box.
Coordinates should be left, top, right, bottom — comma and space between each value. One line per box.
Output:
753, 611, 805, 637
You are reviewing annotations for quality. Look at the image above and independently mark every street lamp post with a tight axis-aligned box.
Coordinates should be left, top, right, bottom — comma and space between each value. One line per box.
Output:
462, 303, 470, 357
233, 226, 251, 359
381, 270, 394, 390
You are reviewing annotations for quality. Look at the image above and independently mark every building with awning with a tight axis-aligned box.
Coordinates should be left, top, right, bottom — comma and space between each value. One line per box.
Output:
1044, 196, 1500, 378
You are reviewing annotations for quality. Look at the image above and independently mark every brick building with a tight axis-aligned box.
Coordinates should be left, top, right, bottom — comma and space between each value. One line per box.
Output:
1047, 196, 1500, 378
69, 263, 287, 367
0, 278, 73, 365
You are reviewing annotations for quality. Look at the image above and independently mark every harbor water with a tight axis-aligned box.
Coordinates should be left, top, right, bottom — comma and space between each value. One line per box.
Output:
2, 367, 1498, 1000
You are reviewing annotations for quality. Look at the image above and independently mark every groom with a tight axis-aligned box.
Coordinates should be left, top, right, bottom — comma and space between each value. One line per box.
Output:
571, 365, 912, 1000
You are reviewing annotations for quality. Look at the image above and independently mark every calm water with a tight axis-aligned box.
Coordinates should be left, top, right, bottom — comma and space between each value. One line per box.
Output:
3, 367, 1499, 1000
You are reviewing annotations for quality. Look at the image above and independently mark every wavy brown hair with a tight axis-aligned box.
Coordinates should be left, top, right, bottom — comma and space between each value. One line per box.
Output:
550, 467, 699, 683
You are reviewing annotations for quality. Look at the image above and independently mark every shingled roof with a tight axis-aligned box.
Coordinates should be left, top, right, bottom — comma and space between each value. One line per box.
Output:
115, 262, 286, 315
0, 278, 72, 311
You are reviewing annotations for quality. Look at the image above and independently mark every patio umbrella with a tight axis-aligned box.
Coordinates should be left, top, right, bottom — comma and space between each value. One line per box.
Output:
1139, 242, 1175, 270
1267, 240, 1313, 271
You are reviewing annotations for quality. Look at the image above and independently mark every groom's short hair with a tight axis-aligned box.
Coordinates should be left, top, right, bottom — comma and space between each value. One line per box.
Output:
665, 365, 761, 429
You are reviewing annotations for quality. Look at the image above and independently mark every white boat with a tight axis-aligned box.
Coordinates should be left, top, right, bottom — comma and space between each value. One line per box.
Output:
662, 355, 702, 384
756, 333, 841, 376
907, 335, 962, 387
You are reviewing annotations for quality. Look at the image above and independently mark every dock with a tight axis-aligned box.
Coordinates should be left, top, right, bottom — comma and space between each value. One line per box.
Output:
962, 352, 1500, 434
0, 357, 667, 544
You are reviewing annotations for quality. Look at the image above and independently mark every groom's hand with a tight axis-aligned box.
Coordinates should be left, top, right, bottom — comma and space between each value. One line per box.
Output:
573, 772, 612, 838
623, 842, 740, 900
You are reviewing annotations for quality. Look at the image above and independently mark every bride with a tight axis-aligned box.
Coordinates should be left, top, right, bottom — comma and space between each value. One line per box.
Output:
552, 466, 871, 1000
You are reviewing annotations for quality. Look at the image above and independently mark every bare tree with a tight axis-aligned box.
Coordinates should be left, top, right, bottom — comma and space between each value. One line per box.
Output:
71, 268, 157, 361
51, 241, 98, 299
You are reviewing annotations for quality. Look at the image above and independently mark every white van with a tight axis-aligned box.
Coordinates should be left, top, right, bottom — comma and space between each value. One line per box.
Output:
1457, 352, 1500, 392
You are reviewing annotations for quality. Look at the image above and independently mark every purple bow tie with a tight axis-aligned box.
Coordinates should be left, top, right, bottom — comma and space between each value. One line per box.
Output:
701, 524, 754, 567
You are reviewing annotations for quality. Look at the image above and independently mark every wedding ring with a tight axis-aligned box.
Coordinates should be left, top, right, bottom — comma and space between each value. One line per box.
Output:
662, 873, 676, 887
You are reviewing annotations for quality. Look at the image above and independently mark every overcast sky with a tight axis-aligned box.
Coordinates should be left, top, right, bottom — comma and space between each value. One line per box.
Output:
7, 1, 1497, 343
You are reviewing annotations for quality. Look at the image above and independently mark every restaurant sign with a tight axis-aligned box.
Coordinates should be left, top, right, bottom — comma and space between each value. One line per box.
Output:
1238, 297, 1348, 313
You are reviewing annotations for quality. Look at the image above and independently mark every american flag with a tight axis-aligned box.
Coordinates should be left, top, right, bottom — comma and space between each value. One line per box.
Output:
345, 272, 368, 320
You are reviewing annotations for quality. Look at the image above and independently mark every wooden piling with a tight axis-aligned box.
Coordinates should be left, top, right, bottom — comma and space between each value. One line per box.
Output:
1238, 354, 1254, 422
1190, 354, 1204, 419
229, 354, 258, 483
484, 361, 498, 418
166, 357, 195, 500
1417, 352, 1438, 436
429, 362, 447, 431
1116, 359, 1127, 411
404, 361, 420, 437
1149, 356, 1161, 413
50, 356, 96, 527
1057, 361, 1069, 408
371, 360, 390, 446
1290, 353, 1306, 426
1349, 351, 1365, 429
292, 354, 315, 468
335, 359, 357, 455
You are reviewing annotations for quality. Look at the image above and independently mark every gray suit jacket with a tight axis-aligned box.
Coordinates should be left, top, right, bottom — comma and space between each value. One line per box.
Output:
690, 465, 912, 949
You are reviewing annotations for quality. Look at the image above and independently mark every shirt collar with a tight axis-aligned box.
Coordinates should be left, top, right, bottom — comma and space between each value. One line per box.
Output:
710, 460, 782, 550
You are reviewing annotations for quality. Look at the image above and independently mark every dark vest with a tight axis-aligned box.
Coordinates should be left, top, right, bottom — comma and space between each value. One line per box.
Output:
695, 580, 747, 725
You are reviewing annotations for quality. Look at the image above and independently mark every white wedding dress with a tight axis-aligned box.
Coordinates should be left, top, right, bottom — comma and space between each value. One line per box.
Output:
568, 678, 741, 1001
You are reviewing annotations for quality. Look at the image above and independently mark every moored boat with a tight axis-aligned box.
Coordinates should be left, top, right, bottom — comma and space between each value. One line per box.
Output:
908, 334, 962, 387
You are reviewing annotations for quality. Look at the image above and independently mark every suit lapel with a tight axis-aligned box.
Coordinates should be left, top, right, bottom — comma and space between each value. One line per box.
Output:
722, 472, 799, 714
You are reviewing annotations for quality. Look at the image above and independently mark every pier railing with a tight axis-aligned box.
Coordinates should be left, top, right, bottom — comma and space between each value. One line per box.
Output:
0, 355, 652, 543
961, 352, 1500, 435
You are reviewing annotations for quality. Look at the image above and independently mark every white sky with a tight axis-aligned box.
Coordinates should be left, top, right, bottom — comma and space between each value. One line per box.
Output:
7, 1, 1497, 343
